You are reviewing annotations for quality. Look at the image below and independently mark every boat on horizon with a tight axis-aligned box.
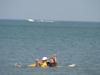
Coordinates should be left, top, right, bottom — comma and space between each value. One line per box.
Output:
27, 19, 34, 22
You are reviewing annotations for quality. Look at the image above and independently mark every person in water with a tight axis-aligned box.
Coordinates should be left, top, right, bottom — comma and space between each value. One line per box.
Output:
28, 57, 48, 68
47, 54, 57, 67
40, 57, 48, 68
35, 59, 42, 67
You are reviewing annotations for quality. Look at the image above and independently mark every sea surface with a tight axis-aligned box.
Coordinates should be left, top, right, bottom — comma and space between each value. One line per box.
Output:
0, 20, 100, 75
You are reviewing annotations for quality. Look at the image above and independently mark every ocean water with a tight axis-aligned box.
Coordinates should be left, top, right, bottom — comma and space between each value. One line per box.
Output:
0, 20, 100, 75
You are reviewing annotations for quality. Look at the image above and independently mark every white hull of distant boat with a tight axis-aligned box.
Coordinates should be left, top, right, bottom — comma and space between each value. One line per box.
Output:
27, 19, 34, 22
68, 64, 76, 68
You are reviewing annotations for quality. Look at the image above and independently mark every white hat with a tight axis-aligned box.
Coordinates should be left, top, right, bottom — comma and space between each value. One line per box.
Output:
42, 57, 48, 60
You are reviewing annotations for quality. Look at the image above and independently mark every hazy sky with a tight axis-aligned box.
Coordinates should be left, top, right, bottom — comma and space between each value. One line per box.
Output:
0, 0, 100, 21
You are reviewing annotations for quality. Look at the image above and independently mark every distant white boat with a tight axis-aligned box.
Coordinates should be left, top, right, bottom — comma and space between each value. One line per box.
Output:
27, 19, 34, 22
68, 64, 76, 68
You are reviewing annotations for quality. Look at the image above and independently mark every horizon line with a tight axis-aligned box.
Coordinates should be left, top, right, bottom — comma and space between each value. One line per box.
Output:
0, 18, 100, 23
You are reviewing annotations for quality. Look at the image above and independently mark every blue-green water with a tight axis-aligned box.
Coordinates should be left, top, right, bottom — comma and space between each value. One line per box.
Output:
0, 20, 100, 75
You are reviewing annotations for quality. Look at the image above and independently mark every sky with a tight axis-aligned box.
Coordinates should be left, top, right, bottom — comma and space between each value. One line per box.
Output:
0, 0, 100, 22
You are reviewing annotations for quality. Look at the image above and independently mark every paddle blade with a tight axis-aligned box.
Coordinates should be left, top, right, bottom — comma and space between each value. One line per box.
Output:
28, 63, 36, 68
